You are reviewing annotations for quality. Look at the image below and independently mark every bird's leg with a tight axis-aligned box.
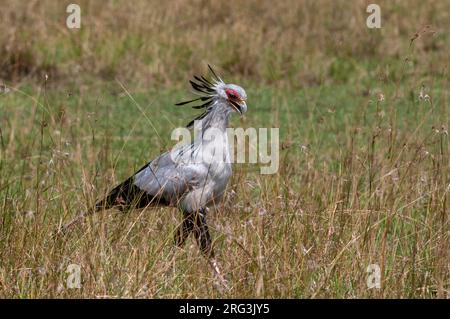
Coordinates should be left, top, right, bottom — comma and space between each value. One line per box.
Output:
174, 209, 214, 255
193, 208, 214, 257
174, 212, 194, 248
193, 208, 229, 291
173, 209, 212, 253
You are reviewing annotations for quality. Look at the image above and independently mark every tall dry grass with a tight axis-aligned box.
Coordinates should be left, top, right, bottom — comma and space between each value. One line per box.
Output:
0, 0, 448, 298
0, 0, 448, 87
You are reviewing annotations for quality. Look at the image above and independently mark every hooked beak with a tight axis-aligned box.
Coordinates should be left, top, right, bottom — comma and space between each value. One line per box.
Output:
230, 100, 247, 115
238, 100, 247, 115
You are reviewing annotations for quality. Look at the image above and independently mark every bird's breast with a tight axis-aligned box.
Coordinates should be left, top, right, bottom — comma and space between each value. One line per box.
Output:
179, 129, 233, 212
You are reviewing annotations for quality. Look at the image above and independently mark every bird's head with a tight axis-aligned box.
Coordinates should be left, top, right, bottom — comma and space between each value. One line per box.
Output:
214, 82, 247, 115
176, 65, 247, 127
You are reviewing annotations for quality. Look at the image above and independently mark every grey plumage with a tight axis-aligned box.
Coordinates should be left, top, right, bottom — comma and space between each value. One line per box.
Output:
61, 66, 248, 260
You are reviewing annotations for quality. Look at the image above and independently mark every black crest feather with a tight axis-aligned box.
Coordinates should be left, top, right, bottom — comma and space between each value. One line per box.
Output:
175, 65, 223, 128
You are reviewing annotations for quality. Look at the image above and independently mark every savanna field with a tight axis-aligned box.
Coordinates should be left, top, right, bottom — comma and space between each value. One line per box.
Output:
0, 0, 448, 298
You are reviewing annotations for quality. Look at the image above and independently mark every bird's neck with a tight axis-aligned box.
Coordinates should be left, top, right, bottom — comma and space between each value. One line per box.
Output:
198, 101, 232, 134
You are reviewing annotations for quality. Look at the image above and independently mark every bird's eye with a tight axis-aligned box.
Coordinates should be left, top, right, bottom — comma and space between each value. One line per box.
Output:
226, 89, 239, 100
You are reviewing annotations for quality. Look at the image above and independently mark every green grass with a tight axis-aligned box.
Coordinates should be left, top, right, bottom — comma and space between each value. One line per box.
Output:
0, 70, 448, 297
0, 0, 448, 298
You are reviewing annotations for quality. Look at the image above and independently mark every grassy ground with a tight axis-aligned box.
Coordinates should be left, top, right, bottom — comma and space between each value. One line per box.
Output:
0, 0, 449, 298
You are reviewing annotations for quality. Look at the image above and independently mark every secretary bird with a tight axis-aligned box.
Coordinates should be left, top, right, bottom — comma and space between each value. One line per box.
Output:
60, 65, 247, 284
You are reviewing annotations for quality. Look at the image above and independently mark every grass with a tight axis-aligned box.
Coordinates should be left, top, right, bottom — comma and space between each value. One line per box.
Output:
0, 0, 449, 298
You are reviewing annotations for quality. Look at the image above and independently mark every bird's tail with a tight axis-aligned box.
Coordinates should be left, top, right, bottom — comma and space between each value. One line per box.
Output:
57, 177, 139, 235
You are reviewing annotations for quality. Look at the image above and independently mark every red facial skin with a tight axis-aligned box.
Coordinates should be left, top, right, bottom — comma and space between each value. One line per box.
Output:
225, 88, 241, 101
